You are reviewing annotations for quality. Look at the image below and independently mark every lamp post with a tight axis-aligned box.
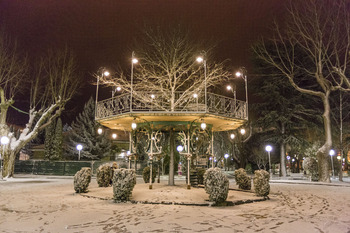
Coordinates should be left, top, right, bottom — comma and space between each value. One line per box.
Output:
130, 51, 138, 112
76, 144, 83, 161
329, 149, 335, 178
149, 134, 154, 189
265, 145, 272, 178
229, 133, 235, 171
127, 151, 131, 169
226, 85, 236, 107
196, 55, 207, 112
1, 136, 9, 180
131, 121, 137, 171
177, 145, 191, 189
95, 69, 110, 118
224, 153, 229, 171
235, 68, 248, 119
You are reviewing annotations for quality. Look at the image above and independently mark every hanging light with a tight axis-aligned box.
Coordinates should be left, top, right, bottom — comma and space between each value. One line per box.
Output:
131, 122, 137, 130
193, 93, 198, 98
240, 128, 246, 135
112, 133, 117, 139
230, 133, 235, 140
201, 122, 206, 130
97, 128, 103, 135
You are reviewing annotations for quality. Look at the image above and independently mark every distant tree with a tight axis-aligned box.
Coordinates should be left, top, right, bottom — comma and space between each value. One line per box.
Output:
0, 31, 79, 177
53, 118, 63, 160
44, 120, 55, 160
67, 98, 112, 160
45, 118, 63, 160
329, 91, 350, 181
253, 0, 350, 182
251, 59, 320, 177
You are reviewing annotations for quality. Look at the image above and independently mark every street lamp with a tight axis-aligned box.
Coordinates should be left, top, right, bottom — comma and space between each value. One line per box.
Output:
127, 151, 131, 169
265, 145, 272, 178
112, 86, 122, 98
0, 136, 9, 180
95, 68, 110, 118
130, 51, 138, 112
329, 149, 335, 178
235, 68, 248, 119
76, 144, 83, 160
177, 141, 192, 189
226, 85, 236, 104
224, 153, 229, 171
196, 55, 207, 112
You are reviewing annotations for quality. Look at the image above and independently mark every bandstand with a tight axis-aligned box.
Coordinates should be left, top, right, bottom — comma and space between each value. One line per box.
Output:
96, 90, 247, 189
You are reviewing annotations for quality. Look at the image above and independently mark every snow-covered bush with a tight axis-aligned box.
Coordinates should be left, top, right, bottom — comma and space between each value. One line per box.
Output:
96, 164, 113, 187
203, 168, 229, 203
196, 168, 206, 185
303, 157, 318, 181
74, 167, 91, 193
113, 169, 136, 202
111, 162, 118, 170
142, 166, 156, 183
234, 168, 251, 190
253, 170, 270, 197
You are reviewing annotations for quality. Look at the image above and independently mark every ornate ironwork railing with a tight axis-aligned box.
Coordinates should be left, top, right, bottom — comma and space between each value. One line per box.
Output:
96, 92, 247, 120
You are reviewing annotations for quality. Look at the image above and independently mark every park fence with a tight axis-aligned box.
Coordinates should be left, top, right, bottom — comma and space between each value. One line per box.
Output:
14, 160, 147, 176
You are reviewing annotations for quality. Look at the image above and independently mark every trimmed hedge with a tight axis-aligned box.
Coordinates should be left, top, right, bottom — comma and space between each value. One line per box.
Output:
113, 169, 136, 202
203, 168, 229, 203
234, 168, 251, 190
253, 170, 270, 197
74, 167, 91, 193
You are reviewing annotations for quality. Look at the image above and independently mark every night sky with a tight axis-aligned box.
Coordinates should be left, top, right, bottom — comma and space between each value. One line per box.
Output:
0, 0, 287, 124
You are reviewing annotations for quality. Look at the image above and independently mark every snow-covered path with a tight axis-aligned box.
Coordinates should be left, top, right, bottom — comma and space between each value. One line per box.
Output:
0, 176, 349, 232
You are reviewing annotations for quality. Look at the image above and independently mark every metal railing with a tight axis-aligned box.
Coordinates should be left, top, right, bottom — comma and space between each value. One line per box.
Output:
96, 92, 247, 120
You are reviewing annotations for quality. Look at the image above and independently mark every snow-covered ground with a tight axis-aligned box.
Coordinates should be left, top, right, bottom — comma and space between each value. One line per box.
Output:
0, 175, 349, 232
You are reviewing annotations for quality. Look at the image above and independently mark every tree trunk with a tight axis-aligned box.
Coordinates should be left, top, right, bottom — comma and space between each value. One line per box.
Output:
317, 94, 332, 183
339, 149, 343, 182
2, 149, 16, 178
168, 129, 175, 185
339, 90, 343, 182
280, 143, 287, 177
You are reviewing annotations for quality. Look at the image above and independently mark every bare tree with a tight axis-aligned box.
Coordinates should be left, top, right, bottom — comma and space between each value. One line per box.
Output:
0, 35, 80, 178
98, 26, 231, 111
98, 26, 231, 185
253, 0, 350, 182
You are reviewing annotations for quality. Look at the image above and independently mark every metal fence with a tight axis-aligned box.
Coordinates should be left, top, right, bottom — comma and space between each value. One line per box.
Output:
14, 160, 132, 176
96, 92, 247, 120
